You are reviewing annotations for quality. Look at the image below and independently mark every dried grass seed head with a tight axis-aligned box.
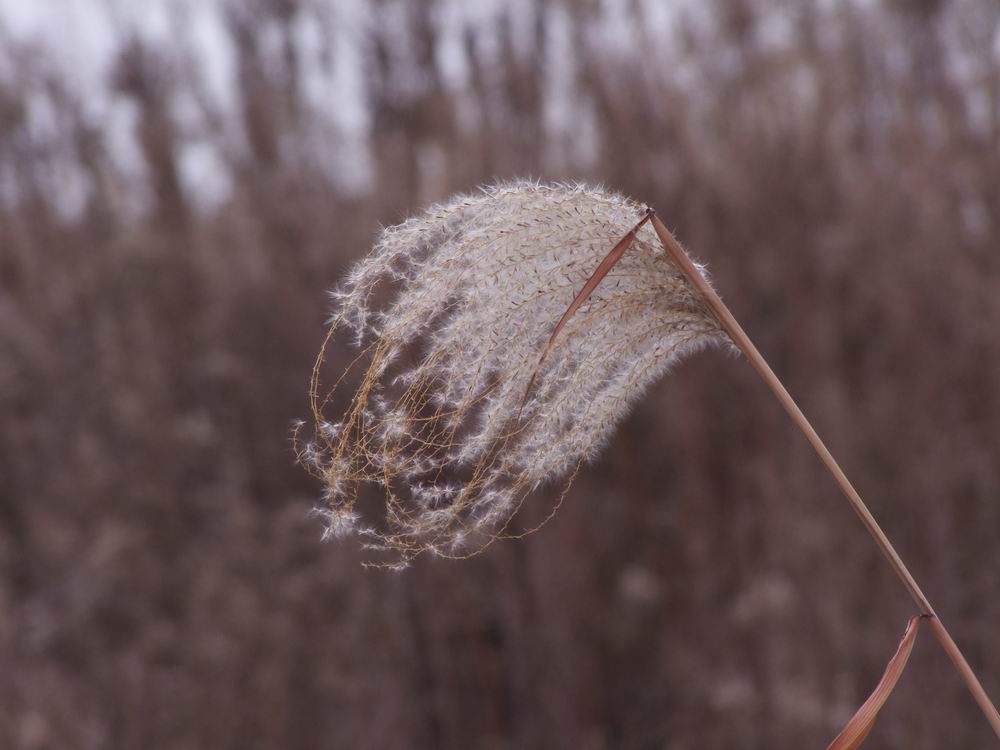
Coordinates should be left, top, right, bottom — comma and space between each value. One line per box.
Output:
303, 180, 729, 566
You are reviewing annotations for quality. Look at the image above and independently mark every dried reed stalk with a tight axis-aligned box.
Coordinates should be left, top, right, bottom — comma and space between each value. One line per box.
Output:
649, 214, 1000, 742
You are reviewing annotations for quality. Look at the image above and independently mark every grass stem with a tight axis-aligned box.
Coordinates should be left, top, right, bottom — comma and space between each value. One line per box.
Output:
650, 213, 1000, 741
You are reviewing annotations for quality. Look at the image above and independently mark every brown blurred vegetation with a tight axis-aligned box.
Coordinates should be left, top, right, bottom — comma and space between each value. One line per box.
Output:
2, 0, 1000, 747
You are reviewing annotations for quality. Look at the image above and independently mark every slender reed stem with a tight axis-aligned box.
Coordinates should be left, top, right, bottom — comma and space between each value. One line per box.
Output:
649, 213, 1000, 741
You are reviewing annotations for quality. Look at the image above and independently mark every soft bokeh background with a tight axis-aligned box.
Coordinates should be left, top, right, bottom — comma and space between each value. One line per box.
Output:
2, 0, 999, 747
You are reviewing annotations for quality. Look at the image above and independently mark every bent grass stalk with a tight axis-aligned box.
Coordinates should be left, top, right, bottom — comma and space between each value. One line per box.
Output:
649, 213, 1000, 742
304, 182, 999, 743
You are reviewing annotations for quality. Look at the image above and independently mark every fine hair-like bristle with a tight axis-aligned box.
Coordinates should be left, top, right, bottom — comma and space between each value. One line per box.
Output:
300, 180, 728, 566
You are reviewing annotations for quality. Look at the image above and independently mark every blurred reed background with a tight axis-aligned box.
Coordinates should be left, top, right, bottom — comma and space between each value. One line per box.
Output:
1, 0, 999, 747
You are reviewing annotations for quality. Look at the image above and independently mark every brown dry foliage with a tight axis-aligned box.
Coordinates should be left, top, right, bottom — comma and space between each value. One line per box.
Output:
1, 1, 999, 748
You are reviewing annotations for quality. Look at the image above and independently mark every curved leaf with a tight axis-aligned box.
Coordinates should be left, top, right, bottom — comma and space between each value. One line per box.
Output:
827, 615, 925, 750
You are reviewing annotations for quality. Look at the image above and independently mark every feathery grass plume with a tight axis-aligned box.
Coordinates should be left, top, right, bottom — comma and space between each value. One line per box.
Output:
301, 181, 728, 567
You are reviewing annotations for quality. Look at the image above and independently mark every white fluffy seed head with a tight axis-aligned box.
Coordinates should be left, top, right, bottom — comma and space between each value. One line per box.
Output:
302, 180, 728, 566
